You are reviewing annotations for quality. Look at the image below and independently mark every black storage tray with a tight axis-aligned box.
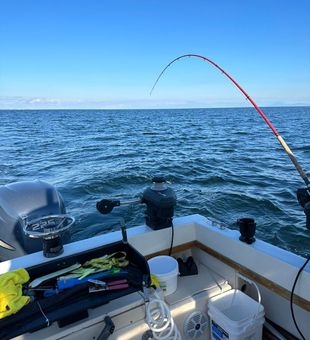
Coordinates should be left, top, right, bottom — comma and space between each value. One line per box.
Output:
0, 241, 150, 340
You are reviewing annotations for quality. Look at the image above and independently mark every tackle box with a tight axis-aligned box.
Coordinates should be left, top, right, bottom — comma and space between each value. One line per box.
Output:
0, 240, 150, 339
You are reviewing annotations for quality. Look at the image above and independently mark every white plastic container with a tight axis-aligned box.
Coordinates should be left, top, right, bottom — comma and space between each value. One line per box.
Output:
208, 289, 265, 340
147, 256, 179, 296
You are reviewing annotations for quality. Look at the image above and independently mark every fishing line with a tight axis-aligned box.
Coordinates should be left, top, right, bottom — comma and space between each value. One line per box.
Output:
290, 255, 309, 340
150, 54, 309, 187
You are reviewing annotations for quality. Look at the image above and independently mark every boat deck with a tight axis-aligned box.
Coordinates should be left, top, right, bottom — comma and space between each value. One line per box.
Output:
14, 256, 231, 339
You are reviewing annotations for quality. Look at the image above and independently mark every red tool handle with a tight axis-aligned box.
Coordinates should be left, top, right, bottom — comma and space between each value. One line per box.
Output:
107, 279, 128, 286
108, 284, 129, 290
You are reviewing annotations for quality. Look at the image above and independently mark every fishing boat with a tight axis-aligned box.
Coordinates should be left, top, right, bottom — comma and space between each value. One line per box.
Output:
0, 177, 309, 339
0, 55, 309, 340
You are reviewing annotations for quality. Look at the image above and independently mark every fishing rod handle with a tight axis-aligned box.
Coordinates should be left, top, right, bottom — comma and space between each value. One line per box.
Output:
277, 136, 310, 187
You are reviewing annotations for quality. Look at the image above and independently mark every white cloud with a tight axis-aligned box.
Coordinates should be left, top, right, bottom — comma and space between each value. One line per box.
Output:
28, 97, 60, 104
0, 95, 309, 110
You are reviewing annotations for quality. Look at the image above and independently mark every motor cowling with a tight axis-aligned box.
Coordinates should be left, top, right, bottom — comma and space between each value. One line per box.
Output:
141, 177, 176, 230
0, 180, 70, 261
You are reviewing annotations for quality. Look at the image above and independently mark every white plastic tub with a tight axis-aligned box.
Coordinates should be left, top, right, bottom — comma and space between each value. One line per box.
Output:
147, 256, 179, 296
208, 289, 265, 340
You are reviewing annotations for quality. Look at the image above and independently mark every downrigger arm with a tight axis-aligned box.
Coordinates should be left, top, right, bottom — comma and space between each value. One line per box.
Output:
96, 177, 177, 231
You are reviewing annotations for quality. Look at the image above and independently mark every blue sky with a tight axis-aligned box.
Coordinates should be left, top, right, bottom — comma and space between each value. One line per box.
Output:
1, 0, 309, 109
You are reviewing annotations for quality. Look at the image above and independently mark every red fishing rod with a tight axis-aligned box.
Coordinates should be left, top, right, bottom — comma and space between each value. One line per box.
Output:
150, 54, 310, 340
150, 54, 310, 187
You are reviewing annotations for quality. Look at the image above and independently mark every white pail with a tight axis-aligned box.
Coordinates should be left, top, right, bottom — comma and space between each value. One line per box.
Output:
208, 289, 265, 340
148, 256, 179, 296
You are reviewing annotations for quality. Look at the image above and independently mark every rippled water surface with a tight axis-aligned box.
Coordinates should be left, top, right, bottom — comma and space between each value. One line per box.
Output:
0, 107, 309, 257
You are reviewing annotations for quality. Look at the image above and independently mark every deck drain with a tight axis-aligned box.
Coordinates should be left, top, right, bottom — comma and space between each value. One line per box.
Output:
183, 311, 208, 339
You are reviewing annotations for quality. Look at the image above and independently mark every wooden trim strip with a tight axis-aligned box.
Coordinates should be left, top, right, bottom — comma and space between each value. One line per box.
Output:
145, 240, 310, 312
144, 241, 196, 260
194, 241, 310, 312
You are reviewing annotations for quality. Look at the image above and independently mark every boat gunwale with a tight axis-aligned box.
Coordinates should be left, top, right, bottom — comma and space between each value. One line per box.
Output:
1, 214, 309, 312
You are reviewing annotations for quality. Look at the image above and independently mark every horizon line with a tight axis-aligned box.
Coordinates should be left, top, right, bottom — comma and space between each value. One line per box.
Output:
1, 104, 310, 111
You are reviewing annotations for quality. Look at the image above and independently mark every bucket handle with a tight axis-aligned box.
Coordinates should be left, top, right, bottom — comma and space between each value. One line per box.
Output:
237, 273, 262, 320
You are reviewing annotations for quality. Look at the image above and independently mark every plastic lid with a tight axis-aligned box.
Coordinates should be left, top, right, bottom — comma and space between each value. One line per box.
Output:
148, 256, 179, 277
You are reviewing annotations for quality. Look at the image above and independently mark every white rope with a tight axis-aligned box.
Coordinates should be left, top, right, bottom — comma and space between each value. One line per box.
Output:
145, 290, 181, 340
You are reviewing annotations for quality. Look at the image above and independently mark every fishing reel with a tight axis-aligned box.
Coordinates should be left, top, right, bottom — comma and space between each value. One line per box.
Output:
297, 188, 310, 229
96, 177, 177, 230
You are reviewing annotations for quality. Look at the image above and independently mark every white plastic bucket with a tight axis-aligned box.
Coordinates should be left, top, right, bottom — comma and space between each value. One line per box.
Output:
147, 256, 179, 296
208, 289, 265, 340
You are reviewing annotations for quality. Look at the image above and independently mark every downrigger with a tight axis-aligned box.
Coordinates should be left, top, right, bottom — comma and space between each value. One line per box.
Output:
96, 177, 177, 230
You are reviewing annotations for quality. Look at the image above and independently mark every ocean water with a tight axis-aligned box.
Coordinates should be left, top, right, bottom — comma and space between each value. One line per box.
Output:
0, 107, 309, 257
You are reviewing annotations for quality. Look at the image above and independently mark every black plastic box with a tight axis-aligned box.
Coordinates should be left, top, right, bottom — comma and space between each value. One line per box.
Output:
0, 240, 150, 340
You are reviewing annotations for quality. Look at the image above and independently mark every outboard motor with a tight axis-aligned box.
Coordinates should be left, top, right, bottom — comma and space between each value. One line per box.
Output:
0, 180, 73, 261
96, 177, 177, 230
141, 177, 176, 230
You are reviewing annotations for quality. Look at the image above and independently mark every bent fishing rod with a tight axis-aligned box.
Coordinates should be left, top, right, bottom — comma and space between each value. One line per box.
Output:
150, 54, 310, 188
151, 55, 310, 339
150, 54, 310, 231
